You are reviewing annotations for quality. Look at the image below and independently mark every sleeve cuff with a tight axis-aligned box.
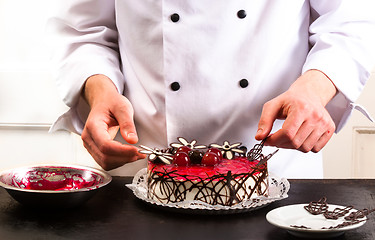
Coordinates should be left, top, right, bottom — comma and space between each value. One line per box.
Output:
49, 96, 90, 135
326, 91, 374, 133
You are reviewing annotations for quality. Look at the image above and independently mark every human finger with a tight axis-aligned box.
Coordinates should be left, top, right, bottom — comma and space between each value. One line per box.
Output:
114, 96, 139, 145
294, 107, 335, 152
264, 106, 306, 148
83, 112, 145, 158
311, 118, 335, 153
82, 129, 144, 170
255, 100, 283, 141
88, 121, 140, 157
295, 127, 323, 153
269, 107, 335, 152
311, 130, 334, 153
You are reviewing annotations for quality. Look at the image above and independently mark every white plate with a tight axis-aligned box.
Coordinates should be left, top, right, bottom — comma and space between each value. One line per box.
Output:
126, 168, 290, 214
266, 204, 367, 238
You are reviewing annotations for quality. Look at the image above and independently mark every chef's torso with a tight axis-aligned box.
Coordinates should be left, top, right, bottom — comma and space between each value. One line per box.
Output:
108, 0, 323, 178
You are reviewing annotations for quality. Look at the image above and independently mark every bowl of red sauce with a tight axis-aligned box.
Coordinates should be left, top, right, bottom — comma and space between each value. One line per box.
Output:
0, 165, 112, 208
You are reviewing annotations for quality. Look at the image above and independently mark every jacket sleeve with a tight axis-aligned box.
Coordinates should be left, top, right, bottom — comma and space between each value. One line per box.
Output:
48, 0, 123, 134
303, 0, 375, 132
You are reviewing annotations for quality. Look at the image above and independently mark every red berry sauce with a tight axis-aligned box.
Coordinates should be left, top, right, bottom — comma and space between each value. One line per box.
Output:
149, 157, 263, 181
5, 167, 103, 191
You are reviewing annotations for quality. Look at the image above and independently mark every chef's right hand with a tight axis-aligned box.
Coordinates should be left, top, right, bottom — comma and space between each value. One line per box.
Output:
81, 74, 146, 171
255, 70, 336, 153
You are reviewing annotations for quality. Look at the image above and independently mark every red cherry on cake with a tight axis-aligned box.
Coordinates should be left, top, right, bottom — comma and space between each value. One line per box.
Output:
207, 147, 223, 160
173, 152, 190, 166
176, 146, 191, 154
201, 152, 220, 166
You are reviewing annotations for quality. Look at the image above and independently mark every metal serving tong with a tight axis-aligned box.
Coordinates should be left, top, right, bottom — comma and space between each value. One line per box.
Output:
247, 137, 279, 167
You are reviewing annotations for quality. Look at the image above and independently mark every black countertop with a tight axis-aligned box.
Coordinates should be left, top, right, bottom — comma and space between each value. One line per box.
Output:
0, 178, 374, 240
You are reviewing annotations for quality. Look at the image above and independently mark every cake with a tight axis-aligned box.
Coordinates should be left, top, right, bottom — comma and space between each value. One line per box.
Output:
139, 137, 277, 206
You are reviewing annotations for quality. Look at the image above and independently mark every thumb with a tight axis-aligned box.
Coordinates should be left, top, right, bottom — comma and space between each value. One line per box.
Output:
255, 101, 281, 141
114, 98, 139, 145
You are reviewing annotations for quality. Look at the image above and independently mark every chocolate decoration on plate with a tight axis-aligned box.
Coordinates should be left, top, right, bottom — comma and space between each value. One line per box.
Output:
290, 225, 311, 229
326, 207, 375, 229
323, 205, 353, 220
304, 197, 328, 215
345, 208, 375, 221
290, 197, 375, 230
322, 219, 366, 230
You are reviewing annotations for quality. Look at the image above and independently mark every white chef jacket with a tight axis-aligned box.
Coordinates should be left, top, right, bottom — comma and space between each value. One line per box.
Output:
48, 0, 375, 178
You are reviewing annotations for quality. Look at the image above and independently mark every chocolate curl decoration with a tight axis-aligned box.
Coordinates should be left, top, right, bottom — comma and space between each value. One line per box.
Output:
256, 149, 279, 167
290, 225, 311, 229
323, 219, 366, 230
323, 206, 353, 220
247, 137, 278, 167
345, 208, 375, 221
294, 197, 375, 230
324, 208, 374, 229
247, 138, 267, 161
304, 197, 329, 215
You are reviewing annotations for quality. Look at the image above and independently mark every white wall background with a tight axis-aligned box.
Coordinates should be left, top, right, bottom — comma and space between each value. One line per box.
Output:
0, 0, 374, 178
0, 0, 100, 171
323, 69, 375, 179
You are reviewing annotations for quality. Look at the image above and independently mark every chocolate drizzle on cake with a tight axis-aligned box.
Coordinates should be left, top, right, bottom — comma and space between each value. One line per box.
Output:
141, 138, 276, 206
147, 163, 268, 206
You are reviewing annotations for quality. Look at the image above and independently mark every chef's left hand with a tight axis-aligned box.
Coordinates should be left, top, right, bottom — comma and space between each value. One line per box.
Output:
255, 70, 337, 153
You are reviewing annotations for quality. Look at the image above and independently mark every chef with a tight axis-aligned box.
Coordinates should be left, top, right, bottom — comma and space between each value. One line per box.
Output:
48, 0, 375, 178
